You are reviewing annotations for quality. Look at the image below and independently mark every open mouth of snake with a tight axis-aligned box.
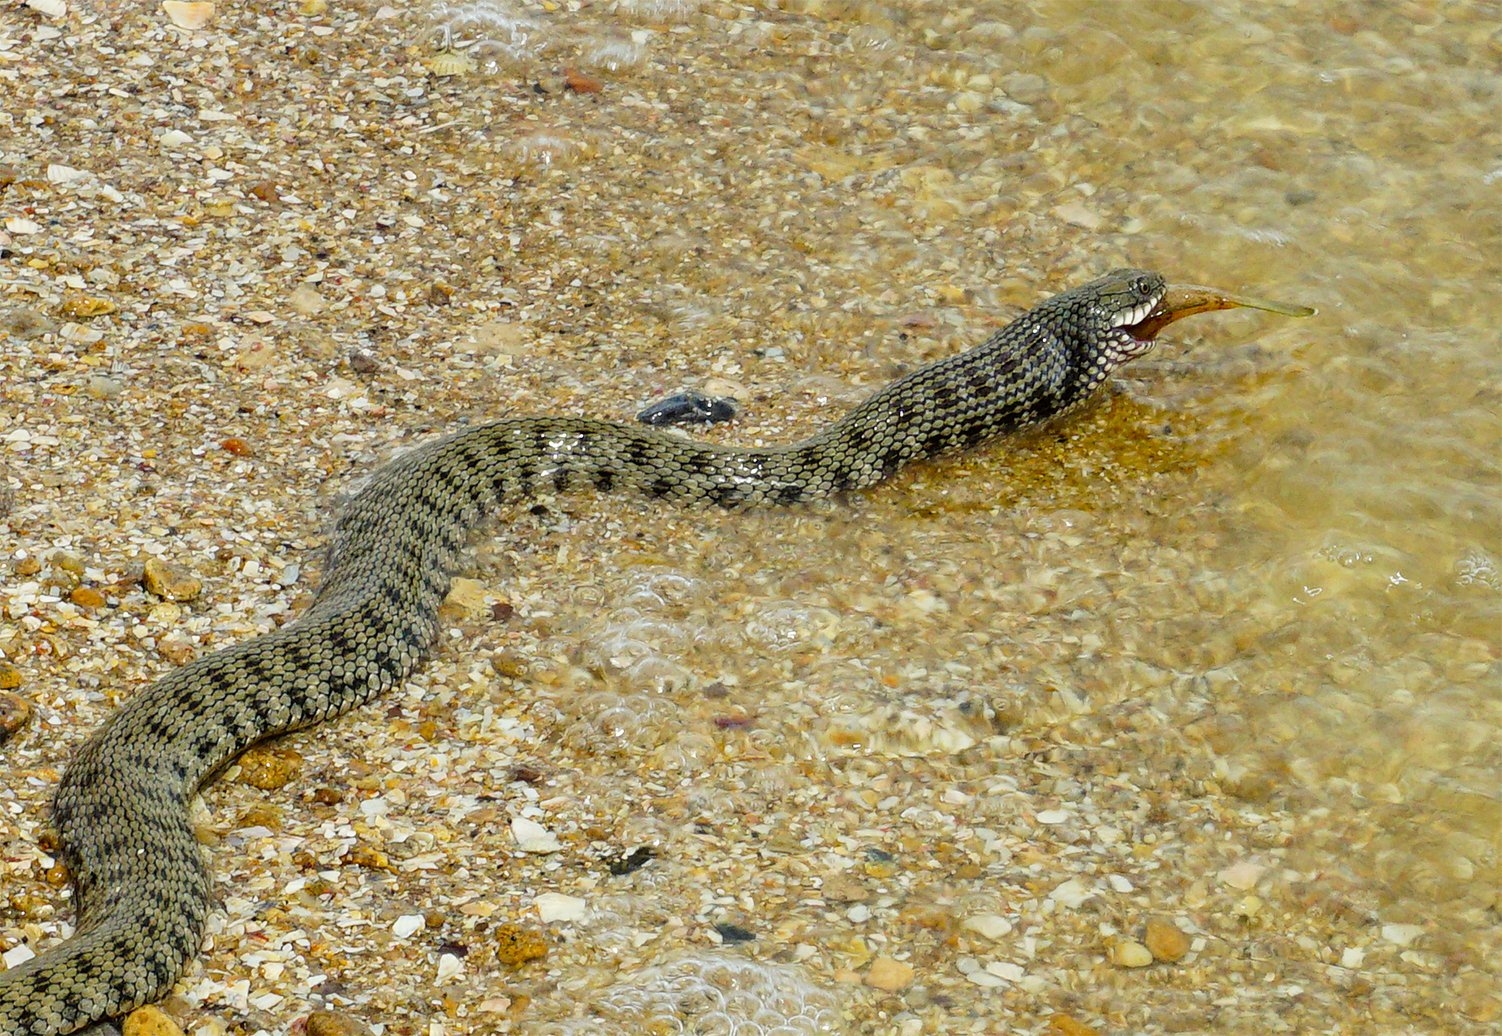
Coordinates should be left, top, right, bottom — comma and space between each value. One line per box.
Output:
1112, 296, 1166, 342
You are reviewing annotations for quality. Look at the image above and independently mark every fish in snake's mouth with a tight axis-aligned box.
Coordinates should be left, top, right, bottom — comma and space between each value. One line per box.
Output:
1122, 285, 1317, 342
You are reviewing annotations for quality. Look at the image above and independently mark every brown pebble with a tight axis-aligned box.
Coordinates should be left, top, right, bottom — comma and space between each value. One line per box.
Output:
122, 1005, 185, 1036
1144, 918, 1191, 962
70, 586, 107, 609
0, 691, 33, 746
564, 69, 603, 94
220, 436, 253, 456
57, 295, 118, 318
248, 180, 280, 202
493, 923, 550, 966
343, 844, 392, 871
0, 661, 22, 690
1049, 1014, 1101, 1036
490, 650, 527, 678
304, 1011, 374, 1036
157, 632, 197, 665
310, 786, 343, 805
13, 556, 42, 577
821, 873, 870, 903
865, 956, 914, 992
237, 745, 302, 790
142, 557, 203, 602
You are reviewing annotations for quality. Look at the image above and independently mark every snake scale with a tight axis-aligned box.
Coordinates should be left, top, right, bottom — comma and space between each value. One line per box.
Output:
1, 270, 1170, 1034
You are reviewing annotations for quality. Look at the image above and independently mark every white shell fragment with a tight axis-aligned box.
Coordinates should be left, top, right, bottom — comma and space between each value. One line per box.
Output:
534, 893, 587, 923
510, 815, 562, 853
162, 1, 214, 29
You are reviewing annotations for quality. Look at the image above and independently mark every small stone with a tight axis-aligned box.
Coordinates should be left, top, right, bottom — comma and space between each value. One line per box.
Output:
162, 1, 215, 29
1049, 1014, 1101, 1036
0, 661, 24, 690
1036, 809, 1070, 824
534, 892, 587, 923
1051, 200, 1104, 232
441, 577, 490, 619
392, 914, 425, 938
289, 284, 327, 315
1144, 918, 1190, 962
436, 952, 464, 982
123, 1005, 185, 1036
0, 691, 32, 746
511, 815, 562, 853
822, 873, 870, 903
960, 914, 1013, 941
343, 844, 391, 871
1001, 72, 1048, 104
157, 632, 197, 665
865, 956, 914, 992
58, 295, 119, 318
142, 558, 202, 602
1380, 923, 1424, 947
1108, 939, 1153, 968
564, 69, 604, 94
1048, 877, 1091, 908
1217, 859, 1267, 891
236, 745, 302, 790
493, 923, 550, 966
303, 1011, 373, 1036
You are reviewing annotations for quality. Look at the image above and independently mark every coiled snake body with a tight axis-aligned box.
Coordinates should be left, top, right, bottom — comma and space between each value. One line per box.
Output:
1, 270, 1169, 1034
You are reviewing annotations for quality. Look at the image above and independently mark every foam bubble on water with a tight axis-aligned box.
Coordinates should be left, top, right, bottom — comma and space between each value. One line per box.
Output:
550, 952, 843, 1035
583, 35, 648, 71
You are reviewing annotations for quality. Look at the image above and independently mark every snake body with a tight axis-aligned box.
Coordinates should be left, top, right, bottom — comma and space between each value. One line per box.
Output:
0, 270, 1167, 1034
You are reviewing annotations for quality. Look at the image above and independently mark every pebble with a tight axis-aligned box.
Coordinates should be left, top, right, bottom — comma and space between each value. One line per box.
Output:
391, 914, 425, 939
1107, 939, 1154, 968
1049, 1015, 1101, 1036
821, 873, 870, 902
303, 1012, 373, 1036
58, 296, 118, 318
0, 691, 32, 745
157, 632, 197, 665
236, 746, 302, 790
440, 577, 490, 619
1144, 918, 1190, 962
288, 283, 327, 315
1048, 877, 1091, 908
162, 1, 214, 29
534, 892, 587, 923
436, 952, 464, 982
510, 815, 563, 853
1380, 923, 1424, 947
0, 661, 22, 690
122, 1005, 185, 1036
960, 914, 1013, 941
1217, 859, 1268, 891
865, 956, 915, 992
493, 923, 550, 967
142, 558, 203, 602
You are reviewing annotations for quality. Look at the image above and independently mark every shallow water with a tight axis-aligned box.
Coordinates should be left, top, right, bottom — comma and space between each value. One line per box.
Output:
1, 0, 1498, 1033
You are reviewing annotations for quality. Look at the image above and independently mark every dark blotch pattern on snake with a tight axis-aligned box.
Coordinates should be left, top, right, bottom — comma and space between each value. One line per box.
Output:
0, 269, 1167, 1035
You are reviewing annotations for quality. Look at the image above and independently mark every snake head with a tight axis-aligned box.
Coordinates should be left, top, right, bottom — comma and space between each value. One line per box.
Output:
1064, 267, 1170, 369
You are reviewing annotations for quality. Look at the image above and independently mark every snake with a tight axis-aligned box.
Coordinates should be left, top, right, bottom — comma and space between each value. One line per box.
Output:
0, 269, 1182, 1034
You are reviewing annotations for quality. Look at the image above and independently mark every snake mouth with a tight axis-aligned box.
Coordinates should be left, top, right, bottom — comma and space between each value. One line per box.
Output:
1110, 294, 1166, 341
